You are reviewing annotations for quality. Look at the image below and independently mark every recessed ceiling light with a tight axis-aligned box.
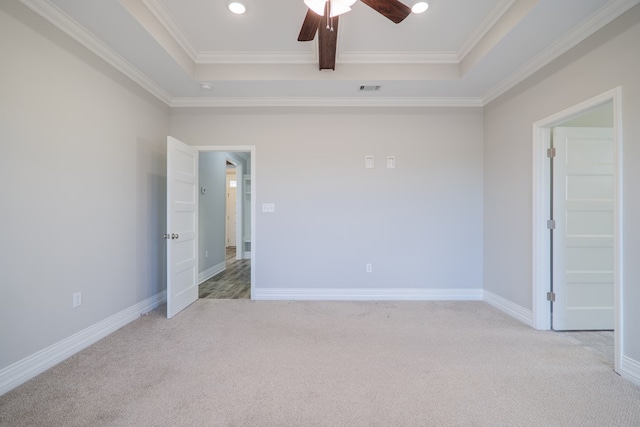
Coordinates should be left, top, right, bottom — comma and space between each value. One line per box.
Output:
228, 1, 246, 14
200, 83, 213, 90
411, 1, 429, 13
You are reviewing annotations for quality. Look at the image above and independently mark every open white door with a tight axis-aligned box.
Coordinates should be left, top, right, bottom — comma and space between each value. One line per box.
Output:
166, 136, 199, 318
552, 127, 614, 330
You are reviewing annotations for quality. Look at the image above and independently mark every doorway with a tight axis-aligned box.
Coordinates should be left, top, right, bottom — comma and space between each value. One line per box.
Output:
198, 149, 253, 300
166, 139, 256, 317
532, 88, 622, 371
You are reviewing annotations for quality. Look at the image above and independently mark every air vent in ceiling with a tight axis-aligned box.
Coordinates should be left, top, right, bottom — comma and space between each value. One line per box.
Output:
359, 85, 381, 92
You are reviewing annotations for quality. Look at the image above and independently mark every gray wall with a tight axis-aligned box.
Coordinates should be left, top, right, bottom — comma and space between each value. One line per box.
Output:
170, 107, 484, 292
3, 0, 639, 390
483, 6, 640, 361
198, 152, 227, 274
0, 2, 169, 370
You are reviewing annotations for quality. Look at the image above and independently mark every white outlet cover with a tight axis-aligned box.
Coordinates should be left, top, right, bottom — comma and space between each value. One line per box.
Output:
73, 292, 82, 308
262, 203, 275, 213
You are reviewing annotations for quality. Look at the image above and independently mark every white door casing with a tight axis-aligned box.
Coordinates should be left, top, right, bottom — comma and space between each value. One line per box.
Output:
166, 136, 199, 318
552, 127, 614, 330
532, 88, 622, 373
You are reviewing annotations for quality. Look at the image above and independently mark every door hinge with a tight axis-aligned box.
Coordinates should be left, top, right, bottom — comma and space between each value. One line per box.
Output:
547, 291, 556, 302
547, 147, 556, 158
547, 220, 556, 230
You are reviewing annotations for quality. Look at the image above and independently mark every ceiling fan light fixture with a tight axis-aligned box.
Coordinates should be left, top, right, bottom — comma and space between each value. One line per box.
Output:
411, 1, 429, 13
304, 0, 327, 16
329, 2, 351, 17
304, 0, 353, 17
228, 1, 246, 14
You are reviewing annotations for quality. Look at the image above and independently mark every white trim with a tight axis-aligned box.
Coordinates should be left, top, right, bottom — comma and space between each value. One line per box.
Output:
0, 291, 166, 396
457, 0, 516, 61
170, 97, 484, 108
253, 288, 482, 301
338, 51, 458, 64
198, 261, 225, 284
531, 88, 623, 373
19, 0, 638, 109
531, 125, 552, 331
19, 0, 173, 106
482, 290, 534, 327
482, 0, 639, 104
196, 51, 317, 65
142, 0, 199, 61
620, 356, 640, 388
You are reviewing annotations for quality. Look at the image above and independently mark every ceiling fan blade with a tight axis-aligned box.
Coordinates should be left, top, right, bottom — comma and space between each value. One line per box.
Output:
298, 9, 322, 41
318, 15, 338, 70
360, 0, 411, 24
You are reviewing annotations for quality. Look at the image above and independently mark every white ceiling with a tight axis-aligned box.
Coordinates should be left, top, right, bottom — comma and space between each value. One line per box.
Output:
21, 0, 639, 107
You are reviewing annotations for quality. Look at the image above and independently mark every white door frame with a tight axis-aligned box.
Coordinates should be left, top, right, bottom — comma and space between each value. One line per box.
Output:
196, 145, 256, 298
531, 87, 622, 371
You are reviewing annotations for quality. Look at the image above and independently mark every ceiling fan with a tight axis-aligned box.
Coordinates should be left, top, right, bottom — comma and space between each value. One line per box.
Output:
298, 0, 412, 70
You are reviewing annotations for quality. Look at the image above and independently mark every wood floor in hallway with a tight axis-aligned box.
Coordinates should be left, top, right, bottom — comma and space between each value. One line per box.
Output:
199, 247, 250, 299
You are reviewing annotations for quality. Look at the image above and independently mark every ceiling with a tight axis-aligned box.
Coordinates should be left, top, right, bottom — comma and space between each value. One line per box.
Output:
21, 0, 639, 107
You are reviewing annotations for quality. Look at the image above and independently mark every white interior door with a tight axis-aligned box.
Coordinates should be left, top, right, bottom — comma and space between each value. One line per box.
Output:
226, 171, 237, 247
166, 136, 198, 318
552, 127, 614, 330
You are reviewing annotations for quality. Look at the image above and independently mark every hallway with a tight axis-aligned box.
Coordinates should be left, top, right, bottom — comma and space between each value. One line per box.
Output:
199, 247, 250, 299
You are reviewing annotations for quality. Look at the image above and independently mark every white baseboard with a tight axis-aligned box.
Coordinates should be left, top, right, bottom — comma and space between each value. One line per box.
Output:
198, 261, 225, 284
483, 290, 534, 327
621, 355, 640, 388
0, 291, 166, 396
253, 288, 483, 301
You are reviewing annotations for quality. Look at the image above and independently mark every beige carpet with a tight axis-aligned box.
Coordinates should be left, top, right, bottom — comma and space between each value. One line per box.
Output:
1, 300, 639, 426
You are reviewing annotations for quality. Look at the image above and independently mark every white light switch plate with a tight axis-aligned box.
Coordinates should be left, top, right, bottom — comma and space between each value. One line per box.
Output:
365, 155, 374, 169
386, 156, 395, 169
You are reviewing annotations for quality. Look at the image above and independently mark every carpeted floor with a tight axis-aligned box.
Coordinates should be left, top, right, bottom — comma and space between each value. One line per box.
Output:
1, 300, 639, 426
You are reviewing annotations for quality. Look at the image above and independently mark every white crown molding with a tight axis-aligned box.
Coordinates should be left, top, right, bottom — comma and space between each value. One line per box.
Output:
20, 0, 637, 110
196, 51, 318, 64
457, 0, 516, 62
143, 0, 199, 61
170, 96, 484, 108
338, 51, 459, 64
482, 0, 640, 105
19, 0, 173, 106
195, 50, 457, 66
